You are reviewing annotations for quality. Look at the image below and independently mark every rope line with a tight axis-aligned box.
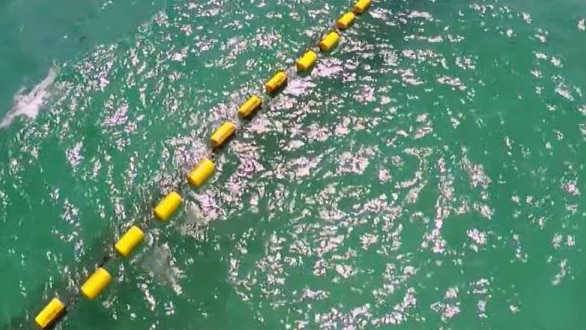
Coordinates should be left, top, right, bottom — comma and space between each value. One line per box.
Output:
31, 0, 372, 328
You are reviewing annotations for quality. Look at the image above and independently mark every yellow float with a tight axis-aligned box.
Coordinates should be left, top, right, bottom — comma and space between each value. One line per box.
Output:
265, 71, 288, 94
80, 268, 112, 300
238, 95, 262, 118
296, 50, 318, 72
210, 121, 236, 148
114, 225, 145, 257
336, 12, 356, 30
34, 297, 66, 329
319, 31, 340, 52
187, 158, 215, 188
353, 0, 371, 14
153, 191, 182, 221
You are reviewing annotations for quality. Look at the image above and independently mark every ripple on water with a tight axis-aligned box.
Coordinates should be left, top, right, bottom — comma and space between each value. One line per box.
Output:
2, 0, 586, 328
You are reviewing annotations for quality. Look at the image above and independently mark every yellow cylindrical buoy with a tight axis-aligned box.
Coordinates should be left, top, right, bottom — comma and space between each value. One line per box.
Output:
353, 0, 371, 14
336, 12, 356, 30
80, 268, 112, 300
318, 31, 340, 52
296, 50, 318, 72
187, 158, 215, 188
238, 95, 262, 118
153, 191, 182, 221
210, 121, 236, 148
114, 225, 145, 257
35, 297, 66, 329
265, 71, 288, 94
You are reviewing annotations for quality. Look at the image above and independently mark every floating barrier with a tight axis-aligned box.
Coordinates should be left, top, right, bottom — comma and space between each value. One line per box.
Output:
80, 268, 112, 300
30, 0, 374, 327
153, 191, 183, 221
319, 31, 340, 52
238, 95, 263, 118
34, 298, 66, 329
114, 225, 145, 257
296, 50, 318, 72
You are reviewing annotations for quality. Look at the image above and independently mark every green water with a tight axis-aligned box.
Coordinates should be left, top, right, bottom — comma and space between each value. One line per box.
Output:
1, 0, 586, 328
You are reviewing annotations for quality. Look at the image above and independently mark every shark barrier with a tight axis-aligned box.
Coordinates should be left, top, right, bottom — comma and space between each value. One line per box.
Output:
33, 0, 372, 328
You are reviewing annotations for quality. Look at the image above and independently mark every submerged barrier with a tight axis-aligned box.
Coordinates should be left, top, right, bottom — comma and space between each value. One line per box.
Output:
33, 0, 372, 328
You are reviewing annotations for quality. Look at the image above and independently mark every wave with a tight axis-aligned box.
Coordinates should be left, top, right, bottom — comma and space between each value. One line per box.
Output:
0, 67, 58, 129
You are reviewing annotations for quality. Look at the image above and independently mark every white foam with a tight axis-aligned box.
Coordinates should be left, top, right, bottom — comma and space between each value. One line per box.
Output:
0, 67, 58, 129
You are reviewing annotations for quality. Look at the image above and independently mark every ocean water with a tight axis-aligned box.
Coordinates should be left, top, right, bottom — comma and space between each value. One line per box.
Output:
1, 0, 586, 329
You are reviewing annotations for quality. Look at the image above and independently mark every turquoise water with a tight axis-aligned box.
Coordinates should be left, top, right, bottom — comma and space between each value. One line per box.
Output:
1, 0, 586, 328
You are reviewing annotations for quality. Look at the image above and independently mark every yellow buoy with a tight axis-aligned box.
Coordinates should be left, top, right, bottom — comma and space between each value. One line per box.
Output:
265, 71, 288, 94
114, 225, 145, 257
353, 0, 371, 14
336, 12, 356, 30
210, 121, 236, 148
80, 267, 112, 300
34, 297, 66, 329
187, 158, 215, 188
318, 31, 340, 52
153, 191, 183, 221
296, 50, 318, 72
238, 95, 262, 118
